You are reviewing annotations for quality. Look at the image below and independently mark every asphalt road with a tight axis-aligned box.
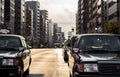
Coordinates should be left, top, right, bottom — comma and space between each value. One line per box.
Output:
26, 48, 69, 77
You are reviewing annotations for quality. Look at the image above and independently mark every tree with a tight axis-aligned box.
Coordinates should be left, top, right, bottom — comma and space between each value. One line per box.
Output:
103, 21, 118, 34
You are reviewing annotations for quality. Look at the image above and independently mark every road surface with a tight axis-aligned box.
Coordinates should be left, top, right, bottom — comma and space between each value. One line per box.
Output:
26, 48, 69, 77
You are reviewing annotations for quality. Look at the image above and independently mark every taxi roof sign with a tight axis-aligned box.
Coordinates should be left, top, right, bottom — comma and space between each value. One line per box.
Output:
0, 29, 10, 34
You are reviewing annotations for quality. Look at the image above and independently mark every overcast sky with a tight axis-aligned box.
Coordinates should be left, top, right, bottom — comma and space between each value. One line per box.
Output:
26, 0, 78, 37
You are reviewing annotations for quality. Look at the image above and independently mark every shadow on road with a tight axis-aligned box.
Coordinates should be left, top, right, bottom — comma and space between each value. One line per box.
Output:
26, 74, 44, 77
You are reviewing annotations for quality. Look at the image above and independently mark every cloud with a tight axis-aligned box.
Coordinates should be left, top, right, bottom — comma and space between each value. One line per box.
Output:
26, 0, 78, 36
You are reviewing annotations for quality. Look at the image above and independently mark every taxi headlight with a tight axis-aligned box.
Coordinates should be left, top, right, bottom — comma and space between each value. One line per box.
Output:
84, 64, 98, 72
2, 59, 18, 66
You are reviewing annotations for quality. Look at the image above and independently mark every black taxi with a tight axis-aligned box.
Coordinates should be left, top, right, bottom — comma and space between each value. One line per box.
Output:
0, 34, 32, 77
67, 34, 120, 77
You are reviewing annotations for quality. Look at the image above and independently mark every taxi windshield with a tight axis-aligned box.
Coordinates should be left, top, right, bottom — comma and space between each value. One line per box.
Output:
79, 35, 120, 52
0, 36, 22, 49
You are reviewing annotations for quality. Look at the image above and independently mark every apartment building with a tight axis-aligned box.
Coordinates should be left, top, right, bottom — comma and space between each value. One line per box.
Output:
0, 0, 4, 26
77, 0, 90, 34
77, 0, 119, 33
76, 13, 79, 34
26, 1, 40, 47
89, 0, 98, 32
53, 23, 59, 44
25, 7, 33, 41
15, 0, 25, 35
107, 0, 117, 21
47, 19, 53, 48
118, 0, 120, 34
40, 10, 48, 46
4, 0, 15, 33
105, 0, 118, 33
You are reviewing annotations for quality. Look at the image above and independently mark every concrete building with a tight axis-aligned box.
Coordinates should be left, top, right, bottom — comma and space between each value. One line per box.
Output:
101, 0, 108, 27
26, 1, 40, 45
53, 23, 58, 45
107, 0, 118, 33
40, 15, 45, 46
107, 0, 117, 22
96, 0, 105, 33
77, 0, 104, 33
4, 0, 15, 33
77, 0, 119, 34
47, 19, 53, 48
40, 10, 48, 20
61, 32, 65, 42
53, 23, 63, 47
76, 12, 79, 34
0, 0, 4, 26
89, 0, 98, 32
118, 0, 120, 34
15, 0, 25, 36
25, 7, 33, 43
77, 0, 91, 34
40, 10, 48, 46
77, 0, 84, 34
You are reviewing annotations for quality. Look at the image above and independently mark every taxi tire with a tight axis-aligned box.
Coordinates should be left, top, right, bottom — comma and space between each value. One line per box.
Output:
16, 68, 24, 77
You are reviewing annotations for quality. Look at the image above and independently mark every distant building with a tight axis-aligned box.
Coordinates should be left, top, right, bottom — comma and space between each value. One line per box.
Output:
53, 23, 58, 44
61, 32, 65, 41
40, 15, 45, 46
53, 23, 63, 47
47, 19, 53, 48
0, 0, 4, 26
40, 10, 48, 20
26, 1, 40, 41
15, 0, 25, 36
25, 7, 33, 42
26, 1, 40, 47
40, 10, 48, 46
4, 0, 15, 33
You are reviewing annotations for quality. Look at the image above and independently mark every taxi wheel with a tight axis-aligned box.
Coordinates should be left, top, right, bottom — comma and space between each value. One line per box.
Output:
16, 68, 24, 77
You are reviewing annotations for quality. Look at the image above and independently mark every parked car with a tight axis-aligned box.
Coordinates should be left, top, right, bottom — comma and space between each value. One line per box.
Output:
62, 40, 69, 62
0, 34, 32, 77
67, 34, 120, 77
62, 35, 78, 62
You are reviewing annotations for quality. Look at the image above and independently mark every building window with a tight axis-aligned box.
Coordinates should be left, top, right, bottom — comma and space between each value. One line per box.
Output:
108, 1, 116, 8
109, 12, 117, 20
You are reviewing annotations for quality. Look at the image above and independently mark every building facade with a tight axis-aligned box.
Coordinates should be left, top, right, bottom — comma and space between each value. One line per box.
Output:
40, 15, 45, 46
77, 0, 119, 34
88, 0, 98, 33
0, 0, 4, 26
4, 0, 15, 33
107, 0, 117, 22
53, 23, 58, 45
15, 0, 25, 35
25, 7, 33, 43
77, 0, 91, 34
40, 10, 48, 46
25, 1, 40, 40
118, 0, 120, 34
47, 19, 53, 48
